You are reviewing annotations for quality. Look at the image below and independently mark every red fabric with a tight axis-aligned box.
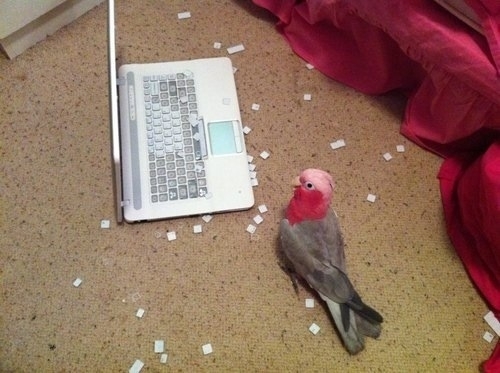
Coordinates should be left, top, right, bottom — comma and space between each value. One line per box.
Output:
466, 0, 500, 74
253, 0, 500, 369
484, 343, 500, 373
439, 142, 500, 372
438, 144, 500, 311
253, 0, 500, 157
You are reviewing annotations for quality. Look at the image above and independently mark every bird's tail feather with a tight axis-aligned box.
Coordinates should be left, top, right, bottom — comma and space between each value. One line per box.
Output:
355, 313, 382, 339
348, 292, 384, 325
321, 295, 365, 355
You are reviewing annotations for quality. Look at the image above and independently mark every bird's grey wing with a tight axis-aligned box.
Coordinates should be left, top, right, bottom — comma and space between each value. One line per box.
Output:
279, 218, 355, 303
280, 217, 383, 325
280, 217, 383, 354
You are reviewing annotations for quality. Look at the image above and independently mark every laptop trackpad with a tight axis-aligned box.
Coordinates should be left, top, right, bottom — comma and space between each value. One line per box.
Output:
208, 120, 242, 155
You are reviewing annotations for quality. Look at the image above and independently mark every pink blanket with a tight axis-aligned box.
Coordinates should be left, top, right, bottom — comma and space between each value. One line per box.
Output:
439, 143, 500, 373
466, 0, 500, 74
253, 0, 500, 370
254, 0, 500, 156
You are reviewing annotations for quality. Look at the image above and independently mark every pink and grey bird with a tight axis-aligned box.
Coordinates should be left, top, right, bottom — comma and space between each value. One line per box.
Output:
279, 168, 383, 354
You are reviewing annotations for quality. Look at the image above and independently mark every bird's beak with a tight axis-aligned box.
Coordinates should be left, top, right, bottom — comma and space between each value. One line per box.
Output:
292, 176, 301, 187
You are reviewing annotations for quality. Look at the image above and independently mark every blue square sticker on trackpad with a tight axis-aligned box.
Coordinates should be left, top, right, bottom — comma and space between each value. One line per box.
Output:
208, 121, 240, 155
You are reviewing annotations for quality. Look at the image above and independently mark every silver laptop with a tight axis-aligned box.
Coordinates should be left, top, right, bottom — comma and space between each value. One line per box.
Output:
107, 0, 254, 223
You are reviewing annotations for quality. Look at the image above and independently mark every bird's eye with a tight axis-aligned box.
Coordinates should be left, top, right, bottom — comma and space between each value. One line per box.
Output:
305, 182, 315, 190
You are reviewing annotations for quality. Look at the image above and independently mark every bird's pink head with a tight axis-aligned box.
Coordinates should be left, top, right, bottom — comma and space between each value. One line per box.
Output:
286, 168, 335, 224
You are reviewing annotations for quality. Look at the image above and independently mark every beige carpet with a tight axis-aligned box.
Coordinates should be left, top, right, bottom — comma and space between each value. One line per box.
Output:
0, 1, 495, 371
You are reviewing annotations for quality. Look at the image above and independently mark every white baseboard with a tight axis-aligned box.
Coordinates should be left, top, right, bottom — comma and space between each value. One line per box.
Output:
0, 0, 104, 59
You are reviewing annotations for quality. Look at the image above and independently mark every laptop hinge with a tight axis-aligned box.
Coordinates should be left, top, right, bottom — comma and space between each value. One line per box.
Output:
116, 76, 126, 86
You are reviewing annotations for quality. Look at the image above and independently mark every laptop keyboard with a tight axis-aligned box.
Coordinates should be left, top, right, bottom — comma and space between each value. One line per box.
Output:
143, 72, 209, 203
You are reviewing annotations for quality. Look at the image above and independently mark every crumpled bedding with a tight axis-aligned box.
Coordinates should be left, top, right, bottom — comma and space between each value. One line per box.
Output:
253, 0, 500, 370
439, 142, 500, 372
254, 0, 500, 156
466, 0, 500, 74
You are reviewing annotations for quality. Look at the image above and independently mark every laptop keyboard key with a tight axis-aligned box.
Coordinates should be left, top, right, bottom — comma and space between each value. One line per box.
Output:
145, 73, 208, 203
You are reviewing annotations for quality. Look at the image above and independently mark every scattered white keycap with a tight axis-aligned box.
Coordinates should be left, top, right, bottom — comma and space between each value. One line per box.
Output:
330, 139, 346, 150
177, 11, 191, 19
129, 359, 144, 373
383, 152, 393, 161
253, 215, 264, 225
227, 43, 245, 54
100, 219, 110, 229
202, 343, 213, 355
213, 42, 222, 49
72, 278, 82, 287
251, 103, 260, 111
309, 323, 321, 335
396, 145, 405, 153
247, 155, 254, 163
136, 308, 145, 318
251, 179, 259, 187
260, 151, 270, 160
248, 163, 256, 172
258, 204, 268, 214
130, 292, 141, 303
303, 93, 312, 101
232, 66, 238, 74
195, 164, 204, 173
483, 331, 495, 343
160, 353, 168, 363
306, 63, 315, 70
193, 224, 203, 234
366, 194, 377, 203
189, 113, 199, 125
167, 231, 177, 241
484, 311, 500, 336
202, 215, 213, 223
242, 126, 252, 134
246, 224, 257, 234
249, 171, 257, 179
154, 340, 165, 353
154, 231, 163, 238
305, 298, 315, 308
